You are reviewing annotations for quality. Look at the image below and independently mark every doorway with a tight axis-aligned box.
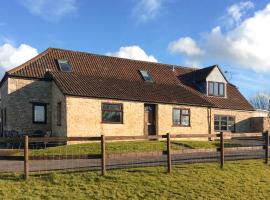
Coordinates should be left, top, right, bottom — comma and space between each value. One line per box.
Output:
144, 104, 156, 136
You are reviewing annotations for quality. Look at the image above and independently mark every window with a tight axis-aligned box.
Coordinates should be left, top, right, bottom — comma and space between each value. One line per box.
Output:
208, 82, 225, 97
214, 115, 235, 132
57, 102, 62, 126
32, 103, 47, 124
173, 108, 190, 126
57, 59, 72, 72
102, 103, 123, 123
139, 70, 154, 82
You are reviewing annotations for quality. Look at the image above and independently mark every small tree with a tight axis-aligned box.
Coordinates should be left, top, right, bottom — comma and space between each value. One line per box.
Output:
249, 92, 270, 111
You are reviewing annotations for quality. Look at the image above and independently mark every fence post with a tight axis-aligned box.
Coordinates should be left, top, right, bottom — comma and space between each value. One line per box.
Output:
24, 135, 29, 180
220, 132, 224, 169
166, 133, 172, 173
101, 135, 106, 176
265, 131, 269, 164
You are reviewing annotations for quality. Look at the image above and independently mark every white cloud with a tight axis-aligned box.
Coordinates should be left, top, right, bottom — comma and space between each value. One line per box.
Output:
132, 0, 163, 22
227, 1, 254, 25
0, 43, 38, 72
169, 2, 270, 72
106, 46, 158, 62
21, 0, 78, 22
168, 37, 204, 56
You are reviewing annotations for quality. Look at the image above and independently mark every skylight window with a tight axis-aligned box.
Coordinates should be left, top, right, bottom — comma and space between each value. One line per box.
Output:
57, 59, 72, 72
139, 70, 154, 82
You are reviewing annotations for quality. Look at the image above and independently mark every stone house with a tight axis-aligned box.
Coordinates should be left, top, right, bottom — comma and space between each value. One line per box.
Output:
0, 48, 258, 137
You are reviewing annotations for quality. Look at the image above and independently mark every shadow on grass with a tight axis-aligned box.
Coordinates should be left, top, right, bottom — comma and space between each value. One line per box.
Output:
0, 173, 24, 181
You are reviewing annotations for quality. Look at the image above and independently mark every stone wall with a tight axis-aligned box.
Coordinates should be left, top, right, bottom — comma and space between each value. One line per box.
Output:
66, 96, 144, 137
65, 97, 256, 137
51, 82, 67, 137
0, 77, 52, 134
158, 104, 209, 135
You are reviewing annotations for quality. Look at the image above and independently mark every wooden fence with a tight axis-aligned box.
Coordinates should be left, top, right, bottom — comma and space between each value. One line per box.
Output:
0, 131, 269, 180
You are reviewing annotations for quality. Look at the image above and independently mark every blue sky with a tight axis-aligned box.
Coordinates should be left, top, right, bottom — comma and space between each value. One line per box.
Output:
1, 0, 270, 98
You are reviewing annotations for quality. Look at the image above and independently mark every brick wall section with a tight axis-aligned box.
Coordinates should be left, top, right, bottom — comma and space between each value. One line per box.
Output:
66, 96, 144, 137
1, 77, 52, 133
65, 97, 256, 137
51, 82, 67, 136
263, 118, 270, 132
158, 104, 209, 135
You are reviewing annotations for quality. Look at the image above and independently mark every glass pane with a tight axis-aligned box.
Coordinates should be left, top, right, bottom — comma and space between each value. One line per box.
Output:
228, 120, 234, 126
221, 126, 227, 131
58, 59, 72, 72
214, 82, 219, 96
102, 104, 121, 110
221, 121, 227, 126
181, 116, 190, 126
34, 105, 45, 122
219, 83, 224, 96
228, 116, 235, 122
214, 125, 220, 131
209, 82, 214, 94
221, 116, 227, 121
181, 109, 189, 115
214, 115, 220, 121
102, 111, 122, 122
173, 109, 181, 125
140, 70, 153, 81
214, 121, 219, 125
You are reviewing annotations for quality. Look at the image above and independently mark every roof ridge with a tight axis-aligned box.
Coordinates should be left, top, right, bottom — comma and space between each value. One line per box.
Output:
7, 48, 53, 74
48, 47, 197, 70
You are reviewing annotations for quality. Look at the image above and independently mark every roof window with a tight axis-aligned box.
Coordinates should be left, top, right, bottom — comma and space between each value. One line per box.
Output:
139, 70, 154, 82
57, 59, 72, 72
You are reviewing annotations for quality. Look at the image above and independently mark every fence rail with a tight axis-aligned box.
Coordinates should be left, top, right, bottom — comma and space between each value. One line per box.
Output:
0, 131, 268, 180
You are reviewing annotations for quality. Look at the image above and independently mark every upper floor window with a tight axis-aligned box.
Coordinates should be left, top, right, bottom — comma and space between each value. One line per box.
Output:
139, 70, 154, 82
57, 59, 72, 72
208, 82, 225, 97
173, 108, 190, 126
32, 103, 47, 124
102, 103, 123, 123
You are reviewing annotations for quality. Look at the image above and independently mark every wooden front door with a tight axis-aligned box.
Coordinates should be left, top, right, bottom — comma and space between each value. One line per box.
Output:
144, 104, 156, 136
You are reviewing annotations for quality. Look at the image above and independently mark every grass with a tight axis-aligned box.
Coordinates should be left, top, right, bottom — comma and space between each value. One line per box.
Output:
0, 160, 269, 199
11, 140, 241, 156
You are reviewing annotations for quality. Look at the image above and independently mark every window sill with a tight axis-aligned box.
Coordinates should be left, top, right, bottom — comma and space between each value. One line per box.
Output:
33, 122, 47, 124
208, 95, 226, 98
101, 121, 123, 124
172, 125, 191, 127
214, 130, 234, 133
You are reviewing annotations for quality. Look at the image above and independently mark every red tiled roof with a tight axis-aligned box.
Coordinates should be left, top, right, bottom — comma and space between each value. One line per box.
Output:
48, 71, 211, 106
4, 48, 254, 111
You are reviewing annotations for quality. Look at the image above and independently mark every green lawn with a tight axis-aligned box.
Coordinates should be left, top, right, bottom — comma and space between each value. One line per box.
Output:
0, 160, 269, 199
13, 140, 241, 156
